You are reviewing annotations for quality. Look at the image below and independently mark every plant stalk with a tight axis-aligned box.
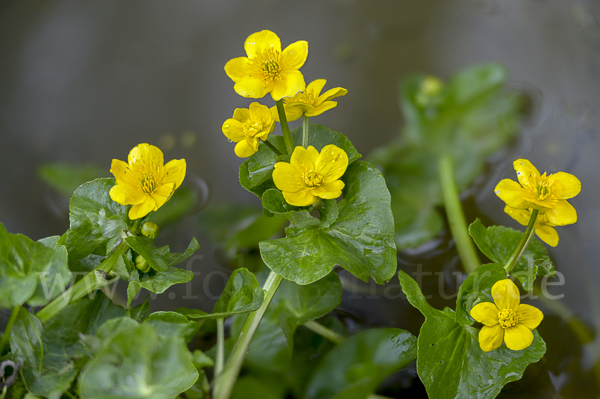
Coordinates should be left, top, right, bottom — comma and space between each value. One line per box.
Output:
262, 139, 282, 156
276, 100, 295, 155
214, 318, 225, 381
0, 306, 21, 354
213, 271, 283, 399
504, 209, 538, 274
439, 154, 480, 273
37, 241, 129, 323
303, 320, 345, 345
302, 115, 309, 148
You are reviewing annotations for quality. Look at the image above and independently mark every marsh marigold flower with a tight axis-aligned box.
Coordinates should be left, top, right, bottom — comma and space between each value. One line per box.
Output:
273, 145, 348, 207
470, 279, 543, 352
225, 30, 308, 101
504, 206, 559, 247
222, 102, 275, 158
271, 79, 348, 122
495, 159, 580, 227
109, 144, 186, 220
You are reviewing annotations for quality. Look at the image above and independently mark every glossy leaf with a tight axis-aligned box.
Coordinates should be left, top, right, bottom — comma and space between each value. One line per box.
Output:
305, 328, 417, 399
144, 311, 199, 342
125, 236, 169, 272
290, 124, 361, 164
398, 270, 546, 399
260, 161, 397, 285
38, 162, 106, 198
126, 267, 194, 308
455, 263, 506, 326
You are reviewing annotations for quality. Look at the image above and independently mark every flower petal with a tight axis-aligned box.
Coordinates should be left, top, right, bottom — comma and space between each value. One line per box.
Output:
282, 104, 309, 121
504, 324, 534, 351
290, 146, 319, 170
110, 159, 139, 187
162, 159, 186, 189
518, 304, 544, 330
271, 70, 305, 101
232, 107, 250, 122
316, 145, 348, 182
479, 325, 504, 352
492, 279, 520, 311
317, 87, 348, 104
535, 224, 558, 247
245, 30, 281, 59
306, 79, 327, 96
234, 76, 270, 99
150, 182, 175, 209
273, 162, 304, 193
224, 57, 252, 82
283, 188, 317, 207
504, 206, 530, 226
306, 101, 337, 117
129, 196, 156, 220
547, 172, 581, 199
312, 180, 344, 200
470, 302, 500, 326
222, 119, 245, 142
234, 140, 257, 158
281, 40, 308, 70
513, 159, 541, 190
128, 143, 164, 168
109, 184, 146, 206
495, 179, 529, 209
545, 199, 577, 225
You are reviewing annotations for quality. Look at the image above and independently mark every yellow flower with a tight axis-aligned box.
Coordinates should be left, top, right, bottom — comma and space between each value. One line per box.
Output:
270, 79, 348, 122
273, 145, 348, 207
495, 159, 580, 226
470, 279, 543, 352
109, 144, 186, 220
504, 206, 559, 247
222, 102, 275, 158
224, 30, 308, 101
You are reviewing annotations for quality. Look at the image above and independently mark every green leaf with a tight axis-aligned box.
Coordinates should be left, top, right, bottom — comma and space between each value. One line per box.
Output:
398, 270, 546, 399
38, 162, 106, 198
455, 263, 506, 326
212, 268, 264, 316
0, 225, 72, 308
305, 328, 417, 399
65, 178, 127, 260
260, 161, 397, 285
125, 236, 168, 272
449, 63, 507, 105
290, 124, 362, 164
126, 267, 194, 308
231, 375, 287, 399
165, 237, 201, 267
261, 189, 321, 229
78, 321, 198, 399
468, 219, 555, 290
191, 350, 214, 369
144, 311, 199, 342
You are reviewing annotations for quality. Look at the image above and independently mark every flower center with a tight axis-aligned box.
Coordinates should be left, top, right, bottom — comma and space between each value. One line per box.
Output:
259, 48, 281, 80
536, 182, 551, 200
303, 169, 324, 187
242, 119, 263, 138
285, 89, 316, 105
141, 174, 157, 194
498, 309, 518, 328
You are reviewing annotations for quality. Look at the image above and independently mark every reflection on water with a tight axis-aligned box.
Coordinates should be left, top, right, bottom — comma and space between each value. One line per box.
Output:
1, 0, 599, 397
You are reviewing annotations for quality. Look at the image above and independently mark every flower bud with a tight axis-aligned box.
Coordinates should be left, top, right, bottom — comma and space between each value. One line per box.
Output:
416, 76, 443, 108
135, 255, 151, 273
141, 222, 160, 239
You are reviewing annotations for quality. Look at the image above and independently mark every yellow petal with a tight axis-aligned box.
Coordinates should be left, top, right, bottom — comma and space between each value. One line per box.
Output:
234, 76, 270, 99
491, 279, 520, 311
129, 196, 156, 220
109, 184, 146, 206
162, 159, 186, 189
513, 159, 540, 190
222, 119, 245, 143
273, 162, 304, 193
547, 172, 581, 199
270, 106, 279, 122
271, 70, 305, 101
248, 102, 270, 124
281, 40, 308, 70
150, 182, 175, 209
316, 145, 349, 182
283, 188, 317, 207
290, 146, 319, 170
110, 159, 139, 187
306, 79, 327, 96
504, 324, 534, 351
244, 30, 281, 59
495, 179, 528, 209
479, 325, 504, 352
535, 224, 558, 247
234, 140, 257, 158
545, 200, 577, 226
224, 57, 251, 82
282, 104, 308, 122
504, 206, 530, 226
128, 143, 163, 168
312, 180, 345, 200
306, 101, 337, 117
232, 108, 250, 122
317, 87, 348, 104
470, 302, 500, 326
517, 304, 543, 330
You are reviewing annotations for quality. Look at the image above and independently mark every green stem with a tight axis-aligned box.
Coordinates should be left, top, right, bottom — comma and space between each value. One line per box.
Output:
37, 241, 129, 323
213, 271, 283, 399
0, 306, 21, 354
262, 139, 282, 156
276, 100, 295, 155
302, 115, 309, 148
439, 154, 480, 273
504, 209, 538, 274
303, 320, 345, 344
214, 318, 225, 381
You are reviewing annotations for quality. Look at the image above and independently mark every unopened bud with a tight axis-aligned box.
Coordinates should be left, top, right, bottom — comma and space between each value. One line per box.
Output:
135, 255, 151, 273
141, 222, 160, 239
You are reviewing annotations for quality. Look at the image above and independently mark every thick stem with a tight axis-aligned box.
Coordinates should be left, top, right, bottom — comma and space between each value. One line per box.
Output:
303, 320, 345, 345
302, 115, 309, 148
37, 241, 129, 323
262, 139, 282, 156
213, 271, 283, 399
275, 100, 295, 155
439, 154, 480, 273
0, 306, 21, 354
504, 209, 539, 274
214, 318, 225, 382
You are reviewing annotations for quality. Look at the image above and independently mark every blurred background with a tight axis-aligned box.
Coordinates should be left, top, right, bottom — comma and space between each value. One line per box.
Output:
1, 0, 599, 397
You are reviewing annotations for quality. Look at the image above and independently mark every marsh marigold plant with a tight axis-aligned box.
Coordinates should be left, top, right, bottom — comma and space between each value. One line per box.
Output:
224, 30, 308, 101
504, 206, 560, 247
271, 79, 348, 122
222, 102, 275, 158
109, 143, 186, 219
470, 279, 543, 352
